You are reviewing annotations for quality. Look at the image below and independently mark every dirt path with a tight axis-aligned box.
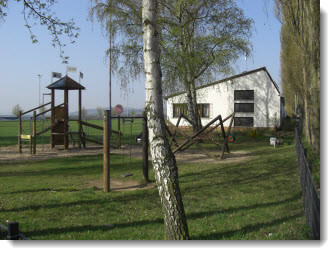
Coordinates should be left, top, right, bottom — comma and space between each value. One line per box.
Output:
0, 144, 251, 164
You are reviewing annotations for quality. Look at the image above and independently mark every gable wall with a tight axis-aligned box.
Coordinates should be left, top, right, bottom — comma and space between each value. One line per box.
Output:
166, 70, 281, 128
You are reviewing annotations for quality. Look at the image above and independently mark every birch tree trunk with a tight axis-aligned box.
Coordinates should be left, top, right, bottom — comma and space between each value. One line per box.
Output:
142, 0, 190, 240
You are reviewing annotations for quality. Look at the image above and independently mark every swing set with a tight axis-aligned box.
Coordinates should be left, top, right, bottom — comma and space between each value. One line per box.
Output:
165, 112, 235, 160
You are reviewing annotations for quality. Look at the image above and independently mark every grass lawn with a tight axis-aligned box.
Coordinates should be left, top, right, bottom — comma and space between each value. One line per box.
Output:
0, 131, 310, 240
0, 119, 142, 147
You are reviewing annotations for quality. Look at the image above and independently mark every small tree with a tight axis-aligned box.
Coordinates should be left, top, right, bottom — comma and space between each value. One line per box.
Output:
96, 106, 103, 119
12, 104, 23, 116
82, 107, 88, 120
130, 110, 135, 117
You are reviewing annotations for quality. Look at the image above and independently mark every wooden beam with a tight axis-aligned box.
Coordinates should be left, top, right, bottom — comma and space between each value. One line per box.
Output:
35, 103, 64, 117
64, 89, 69, 150
50, 89, 55, 149
78, 89, 82, 147
21, 102, 51, 116
33, 111, 36, 155
118, 115, 121, 149
103, 110, 111, 193
221, 113, 235, 158
18, 110, 22, 153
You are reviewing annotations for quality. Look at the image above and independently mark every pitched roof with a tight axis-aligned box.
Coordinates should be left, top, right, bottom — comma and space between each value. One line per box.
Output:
164, 67, 280, 99
46, 75, 86, 90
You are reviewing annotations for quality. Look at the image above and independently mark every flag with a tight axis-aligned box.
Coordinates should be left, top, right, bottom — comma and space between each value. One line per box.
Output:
52, 72, 62, 78
67, 66, 77, 73
80, 72, 84, 79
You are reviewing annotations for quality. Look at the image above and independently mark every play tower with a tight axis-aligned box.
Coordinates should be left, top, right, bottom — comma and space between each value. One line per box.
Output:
18, 76, 85, 153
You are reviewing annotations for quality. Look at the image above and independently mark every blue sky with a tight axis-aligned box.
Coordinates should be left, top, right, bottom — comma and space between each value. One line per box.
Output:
0, 0, 281, 115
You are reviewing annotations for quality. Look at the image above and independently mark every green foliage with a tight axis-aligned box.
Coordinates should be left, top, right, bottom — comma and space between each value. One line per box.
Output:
248, 128, 261, 139
281, 117, 295, 131
276, 0, 320, 151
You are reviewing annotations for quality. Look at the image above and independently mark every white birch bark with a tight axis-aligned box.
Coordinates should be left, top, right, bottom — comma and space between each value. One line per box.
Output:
142, 0, 189, 240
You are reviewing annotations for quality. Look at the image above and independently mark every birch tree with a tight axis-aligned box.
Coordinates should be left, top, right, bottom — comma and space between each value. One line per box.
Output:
142, 0, 189, 240
89, 0, 252, 132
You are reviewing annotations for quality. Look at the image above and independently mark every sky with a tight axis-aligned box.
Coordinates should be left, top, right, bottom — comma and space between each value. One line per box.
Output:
0, 0, 282, 115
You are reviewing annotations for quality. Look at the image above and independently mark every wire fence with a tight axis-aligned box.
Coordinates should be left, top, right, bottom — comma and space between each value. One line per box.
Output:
295, 128, 320, 240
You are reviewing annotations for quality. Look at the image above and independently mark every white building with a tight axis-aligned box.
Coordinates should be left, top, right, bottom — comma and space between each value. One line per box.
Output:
164, 67, 285, 128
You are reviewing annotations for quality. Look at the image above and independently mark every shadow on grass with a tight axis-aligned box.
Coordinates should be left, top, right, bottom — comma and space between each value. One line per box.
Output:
1, 188, 83, 195
192, 212, 304, 240
23, 217, 165, 238
20, 192, 301, 239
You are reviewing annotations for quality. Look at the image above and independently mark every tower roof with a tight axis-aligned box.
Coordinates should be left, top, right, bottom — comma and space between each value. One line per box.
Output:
46, 75, 86, 90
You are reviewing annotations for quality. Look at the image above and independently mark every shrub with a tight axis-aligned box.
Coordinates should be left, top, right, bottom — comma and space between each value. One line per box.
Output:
281, 117, 295, 131
248, 128, 261, 138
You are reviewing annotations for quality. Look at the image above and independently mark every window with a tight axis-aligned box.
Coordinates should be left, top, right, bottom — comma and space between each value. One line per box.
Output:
173, 104, 187, 118
198, 104, 210, 118
234, 103, 254, 113
173, 103, 210, 118
234, 117, 253, 127
234, 90, 254, 100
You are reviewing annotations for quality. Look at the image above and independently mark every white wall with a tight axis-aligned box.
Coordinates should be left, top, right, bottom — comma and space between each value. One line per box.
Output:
166, 69, 281, 128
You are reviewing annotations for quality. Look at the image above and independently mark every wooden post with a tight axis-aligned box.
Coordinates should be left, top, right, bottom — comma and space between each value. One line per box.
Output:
103, 110, 111, 192
50, 89, 55, 148
118, 115, 121, 148
78, 89, 82, 147
8, 222, 20, 240
18, 110, 22, 153
142, 111, 149, 183
64, 89, 69, 150
33, 111, 36, 154
221, 113, 234, 158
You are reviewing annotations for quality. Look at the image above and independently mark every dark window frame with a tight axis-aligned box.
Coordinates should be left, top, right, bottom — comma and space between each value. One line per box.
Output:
198, 104, 210, 118
172, 103, 210, 118
234, 117, 254, 127
173, 104, 187, 118
234, 103, 254, 113
234, 90, 254, 100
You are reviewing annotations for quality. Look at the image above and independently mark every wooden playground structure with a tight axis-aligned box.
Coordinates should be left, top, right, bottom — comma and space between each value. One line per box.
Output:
18, 76, 86, 153
17, 76, 123, 154
165, 112, 235, 160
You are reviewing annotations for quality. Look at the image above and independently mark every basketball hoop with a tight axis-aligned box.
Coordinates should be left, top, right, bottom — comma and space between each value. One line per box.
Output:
114, 104, 123, 115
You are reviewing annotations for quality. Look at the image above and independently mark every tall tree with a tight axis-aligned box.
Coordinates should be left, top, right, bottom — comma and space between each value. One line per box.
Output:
142, 0, 189, 239
0, 0, 79, 63
276, 0, 320, 151
159, 0, 252, 132
89, 0, 252, 132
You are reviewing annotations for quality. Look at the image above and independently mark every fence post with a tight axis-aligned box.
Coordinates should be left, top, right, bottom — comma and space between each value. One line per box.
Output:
8, 222, 19, 240
33, 111, 36, 155
118, 115, 121, 149
103, 110, 111, 193
18, 110, 22, 153
142, 111, 149, 183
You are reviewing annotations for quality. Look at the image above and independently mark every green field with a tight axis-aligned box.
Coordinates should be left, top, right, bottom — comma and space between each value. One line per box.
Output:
0, 128, 310, 240
0, 119, 142, 147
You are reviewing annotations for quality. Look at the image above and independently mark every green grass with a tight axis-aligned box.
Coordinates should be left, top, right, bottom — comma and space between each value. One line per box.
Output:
0, 119, 142, 147
0, 132, 310, 240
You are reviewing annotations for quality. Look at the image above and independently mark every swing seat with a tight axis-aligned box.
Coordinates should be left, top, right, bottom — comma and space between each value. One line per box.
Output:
121, 173, 133, 177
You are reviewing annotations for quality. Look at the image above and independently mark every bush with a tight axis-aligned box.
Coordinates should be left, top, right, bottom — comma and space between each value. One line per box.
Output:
248, 128, 261, 138
281, 117, 295, 131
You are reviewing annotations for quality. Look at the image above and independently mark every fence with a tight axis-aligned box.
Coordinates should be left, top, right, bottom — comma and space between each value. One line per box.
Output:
0, 222, 29, 240
295, 128, 320, 239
